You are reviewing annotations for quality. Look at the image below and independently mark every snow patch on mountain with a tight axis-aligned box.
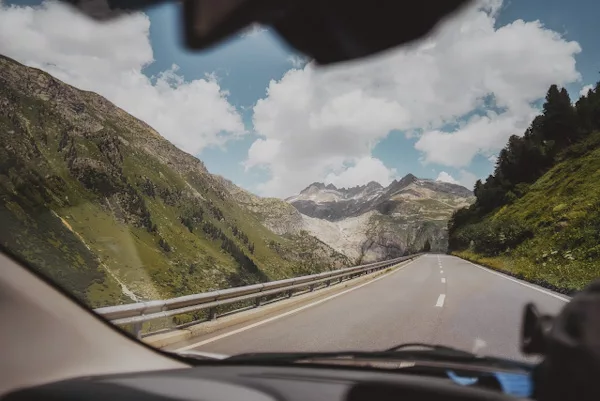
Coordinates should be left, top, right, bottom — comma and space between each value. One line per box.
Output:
301, 211, 378, 261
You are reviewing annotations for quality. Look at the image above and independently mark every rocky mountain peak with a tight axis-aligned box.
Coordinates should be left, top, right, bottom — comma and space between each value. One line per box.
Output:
398, 173, 419, 185
288, 173, 473, 222
301, 182, 327, 193
303, 181, 384, 193
385, 174, 420, 194
366, 181, 384, 189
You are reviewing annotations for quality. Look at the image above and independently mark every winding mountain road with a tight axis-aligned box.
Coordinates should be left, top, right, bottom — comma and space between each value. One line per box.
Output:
176, 254, 568, 360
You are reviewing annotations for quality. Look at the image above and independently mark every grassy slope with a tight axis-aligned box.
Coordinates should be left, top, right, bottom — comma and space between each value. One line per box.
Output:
453, 133, 600, 291
0, 55, 347, 309
0, 101, 130, 306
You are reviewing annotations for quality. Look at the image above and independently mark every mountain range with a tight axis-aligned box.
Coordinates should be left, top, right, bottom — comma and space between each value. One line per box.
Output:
221, 174, 474, 263
284, 175, 473, 262
288, 175, 472, 221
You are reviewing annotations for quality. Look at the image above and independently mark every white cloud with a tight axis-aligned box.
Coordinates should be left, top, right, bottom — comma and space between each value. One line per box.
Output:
436, 171, 460, 185
415, 108, 538, 167
246, 0, 581, 197
437, 170, 478, 190
580, 84, 594, 97
324, 157, 397, 189
287, 55, 309, 69
0, 0, 245, 155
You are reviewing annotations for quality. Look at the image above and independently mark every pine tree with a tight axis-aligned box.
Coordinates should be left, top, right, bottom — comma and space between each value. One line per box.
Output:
540, 85, 579, 152
576, 81, 600, 134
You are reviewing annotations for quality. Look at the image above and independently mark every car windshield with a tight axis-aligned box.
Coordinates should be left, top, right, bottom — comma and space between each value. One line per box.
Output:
0, 0, 597, 363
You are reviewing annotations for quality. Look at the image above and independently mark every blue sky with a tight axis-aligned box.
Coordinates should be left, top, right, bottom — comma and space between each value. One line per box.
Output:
1, 0, 598, 197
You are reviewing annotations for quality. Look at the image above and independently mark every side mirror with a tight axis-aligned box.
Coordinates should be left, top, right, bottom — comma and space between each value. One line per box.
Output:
521, 303, 554, 355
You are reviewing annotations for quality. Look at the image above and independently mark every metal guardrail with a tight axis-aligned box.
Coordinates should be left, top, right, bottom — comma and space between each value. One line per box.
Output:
95, 254, 421, 337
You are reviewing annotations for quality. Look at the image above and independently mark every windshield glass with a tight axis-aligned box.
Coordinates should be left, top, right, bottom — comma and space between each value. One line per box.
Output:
0, 0, 597, 362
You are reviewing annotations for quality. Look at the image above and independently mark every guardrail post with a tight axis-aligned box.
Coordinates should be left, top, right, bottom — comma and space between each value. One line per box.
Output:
209, 307, 217, 321
310, 284, 315, 292
326, 280, 331, 286
255, 297, 262, 307
287, 290, 293, 298
133, 322, 142, 339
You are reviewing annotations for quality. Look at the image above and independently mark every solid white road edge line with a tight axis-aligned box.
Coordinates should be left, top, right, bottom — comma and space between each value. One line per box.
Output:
436, 294, 446, 307
441, 278, 446, 283
175, 257, 422, 352
462, 259, 570, 302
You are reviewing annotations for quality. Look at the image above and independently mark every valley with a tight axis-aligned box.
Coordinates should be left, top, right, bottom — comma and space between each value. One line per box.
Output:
223, 175, 474, 263
0, 53, 473, 309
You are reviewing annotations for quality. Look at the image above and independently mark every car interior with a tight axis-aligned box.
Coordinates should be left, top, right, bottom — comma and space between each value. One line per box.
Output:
1, 1, 597, 401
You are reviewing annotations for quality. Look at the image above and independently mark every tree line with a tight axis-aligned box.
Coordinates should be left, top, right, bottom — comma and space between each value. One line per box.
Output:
449, 81, 600, 254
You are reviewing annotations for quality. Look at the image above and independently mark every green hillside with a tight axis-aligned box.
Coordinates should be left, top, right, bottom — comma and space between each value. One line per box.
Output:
449, 83, 600, 292
0, 54, 350, 308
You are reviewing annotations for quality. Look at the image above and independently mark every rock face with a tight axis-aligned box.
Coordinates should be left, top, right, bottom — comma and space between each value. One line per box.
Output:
287, 181, 385, 221
285, 175, 475, 262
0, 54, 350, 308
214, 176, 304, 235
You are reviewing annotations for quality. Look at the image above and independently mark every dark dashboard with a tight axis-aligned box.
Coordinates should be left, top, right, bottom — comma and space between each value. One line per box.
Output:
2, 364, 529, 401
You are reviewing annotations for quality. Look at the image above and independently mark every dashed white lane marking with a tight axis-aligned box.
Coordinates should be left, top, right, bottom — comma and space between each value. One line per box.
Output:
436, 294, 446, 307
440, 270, 444, 274
461, 259, 570, 302
441, 278, 446, 283
175, 258, 422, 352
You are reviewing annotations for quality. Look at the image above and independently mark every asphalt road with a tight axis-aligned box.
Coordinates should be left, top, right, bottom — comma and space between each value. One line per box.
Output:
185, 255, 569, 360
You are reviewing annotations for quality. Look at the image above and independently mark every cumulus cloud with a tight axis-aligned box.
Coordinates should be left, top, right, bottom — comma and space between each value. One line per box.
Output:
436, 172, 460, 185
324, 158, 397, 189
437, 170, 477, 190
0, 0, 245, 155
287, 55, 309, 69
246, 0, 581, 197
415, 109, 538, 167
580, 84, 594, 97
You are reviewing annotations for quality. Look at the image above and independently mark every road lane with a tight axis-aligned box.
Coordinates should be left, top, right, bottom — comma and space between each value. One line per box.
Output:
437, 255, 567, 359
186, 254, 568, 360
